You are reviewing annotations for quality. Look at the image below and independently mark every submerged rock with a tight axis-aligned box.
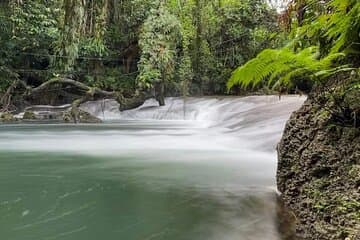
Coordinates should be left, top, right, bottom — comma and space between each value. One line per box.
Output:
22, 105, 71, 121
62, 108, 102, 123
277, 93, 360, 239
1, 103, 102, 123
0, 112, 17, 122
22, 111, 36, 120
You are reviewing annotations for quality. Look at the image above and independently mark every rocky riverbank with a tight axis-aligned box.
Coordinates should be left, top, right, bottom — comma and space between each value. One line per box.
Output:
0, 105, 101, 123
277, 82, 360, 239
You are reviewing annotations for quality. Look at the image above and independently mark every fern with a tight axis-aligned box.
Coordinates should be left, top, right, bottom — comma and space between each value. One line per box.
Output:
325, 1, 360, 53
227, 0, 359, 91
227, 46, 345, 90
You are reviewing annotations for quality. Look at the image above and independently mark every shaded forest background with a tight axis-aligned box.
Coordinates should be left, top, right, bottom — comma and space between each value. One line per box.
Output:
0, 0, 279, 105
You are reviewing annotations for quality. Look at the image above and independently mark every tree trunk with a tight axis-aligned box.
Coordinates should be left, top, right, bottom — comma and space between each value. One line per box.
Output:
2, 78, 152, 114
193, 0, 203, 95
155, 81, 165, 106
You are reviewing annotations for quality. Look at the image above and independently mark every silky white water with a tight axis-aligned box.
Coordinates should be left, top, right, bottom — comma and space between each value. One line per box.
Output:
0, 95, 305, 240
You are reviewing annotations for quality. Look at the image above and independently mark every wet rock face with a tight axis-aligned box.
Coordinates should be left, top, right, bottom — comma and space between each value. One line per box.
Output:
277, 98, 360, 240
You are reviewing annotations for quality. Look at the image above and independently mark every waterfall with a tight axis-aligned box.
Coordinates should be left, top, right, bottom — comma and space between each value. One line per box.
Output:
81, 95, 305, 124
79, 95, 306, 151
3, 95, 306, 155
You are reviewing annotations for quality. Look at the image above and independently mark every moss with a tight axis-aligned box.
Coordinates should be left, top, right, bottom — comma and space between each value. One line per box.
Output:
348, 165, 360, 179
278, 76, 360, 239
62, 109, 102, 123
23, 111, 36, 120
336, 197, 360, 216
0, 112, 16, 122
344, 88, 360, 111
314, 201, 329, 212
317, 109, 331, 121
78, 111, 102, 123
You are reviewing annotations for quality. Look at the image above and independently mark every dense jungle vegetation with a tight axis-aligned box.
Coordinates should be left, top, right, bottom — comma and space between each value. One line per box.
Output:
229, 0, 360, 127
0, 0, 279, 111
0, 0, 359, 117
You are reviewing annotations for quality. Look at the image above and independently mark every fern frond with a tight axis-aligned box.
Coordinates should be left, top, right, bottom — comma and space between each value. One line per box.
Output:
227, 45, 346, 91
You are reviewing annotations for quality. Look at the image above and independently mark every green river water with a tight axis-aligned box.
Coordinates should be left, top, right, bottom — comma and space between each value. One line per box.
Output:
0, 96, 304, 240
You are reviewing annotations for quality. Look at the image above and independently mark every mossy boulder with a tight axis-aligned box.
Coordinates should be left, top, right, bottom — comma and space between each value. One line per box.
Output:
62, 108, 102, 123
0, 112, 16, 122
22, 111, 37, 120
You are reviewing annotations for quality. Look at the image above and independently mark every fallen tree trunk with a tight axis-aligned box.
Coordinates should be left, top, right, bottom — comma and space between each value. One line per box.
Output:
1, 77, 153, 122
117, 90, 151, 111
29, 78, 116, 98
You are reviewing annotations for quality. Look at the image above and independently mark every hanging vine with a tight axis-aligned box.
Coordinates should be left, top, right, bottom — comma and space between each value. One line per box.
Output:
55, 0, 86, 71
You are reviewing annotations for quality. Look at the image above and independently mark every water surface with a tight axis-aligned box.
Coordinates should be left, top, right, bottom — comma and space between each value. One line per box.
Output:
0, 96, 305, 240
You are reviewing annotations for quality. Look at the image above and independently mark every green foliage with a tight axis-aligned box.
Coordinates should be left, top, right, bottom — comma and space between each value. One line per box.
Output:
106, 0, 158, 48
9, 0, 60, 52
83, 68, 136, 93
0, 0, 280, 98
0, 3, 14, 93
79, 38, 108, 57
0, 1, 60, 92
292, 0, 360, 55
227, 47, 346, 90
228, 0, 360, 92
137, 3, 181, 89
54, 0, 85, 71
325, 0, 360, 54
201, 0, 279, 93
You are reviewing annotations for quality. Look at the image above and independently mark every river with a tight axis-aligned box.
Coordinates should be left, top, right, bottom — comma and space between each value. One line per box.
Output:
0, 96, 305, 240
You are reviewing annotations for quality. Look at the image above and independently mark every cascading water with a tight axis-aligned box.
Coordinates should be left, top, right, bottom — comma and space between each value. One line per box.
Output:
81, 96, 305, 151
0, 96, 305, 240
